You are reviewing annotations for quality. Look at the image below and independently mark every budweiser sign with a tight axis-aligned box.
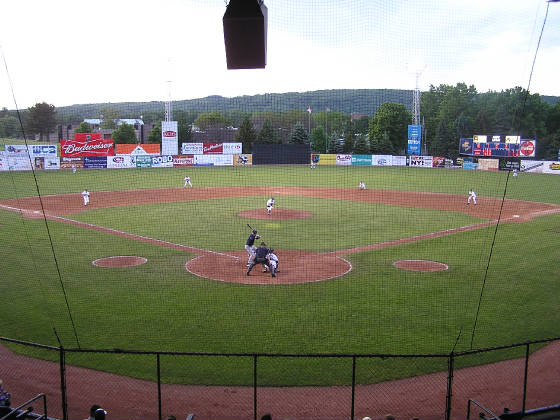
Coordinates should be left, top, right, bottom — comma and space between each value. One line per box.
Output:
203, 142, 223, 154
60, 138, 115, 157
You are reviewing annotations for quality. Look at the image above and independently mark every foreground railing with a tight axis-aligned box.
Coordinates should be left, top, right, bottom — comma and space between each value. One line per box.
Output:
1, 336, 559, 420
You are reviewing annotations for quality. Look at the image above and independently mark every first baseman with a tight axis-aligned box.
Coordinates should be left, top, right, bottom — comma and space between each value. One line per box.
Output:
82, 189, 90, 206
266, 197, 275, 216
467, 188, 477, 205
184, 176, 192, 187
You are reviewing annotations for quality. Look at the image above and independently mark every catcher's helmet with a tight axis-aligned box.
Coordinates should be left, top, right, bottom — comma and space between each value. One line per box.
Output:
269, 248, 274, 253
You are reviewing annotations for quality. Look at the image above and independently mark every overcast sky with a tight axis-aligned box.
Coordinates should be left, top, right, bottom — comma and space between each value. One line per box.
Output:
1, 0, 558, 110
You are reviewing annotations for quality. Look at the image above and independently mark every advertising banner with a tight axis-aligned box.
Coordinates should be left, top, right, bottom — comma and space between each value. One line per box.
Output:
151, 155, 174, 168
223, 143, 243, 154
60, 157, 83, 170
182, 143, 203, 155
462, 157, 478, 170
83, 156, 107, 169
521, 161, 560, 174
7, 156, 33, 171
161, 121, 178, 156
4, 144, 29, 156
311, 154, 337, 165
194, 154, 233, 166
135, 155, 152, 168
107, 155, 135, 169
352, 155, 372, 166
393, 156, 407, 166
44, 157, 60, 170
372, 155, 393, 166
115, 144, 160, 155
407, 125, 422, 155
173, 155, 194, 167
432, 156, 445, 168
29, 144, 58, 157
233, 154, 252, 166
409, 156, 433, 167
61, 138, 114, 157
203, 142, 224, 154
33, 157, 45, 169
336, 154, 352, 166
519, 140, 536, 158
478, 158, 499, 171
0, 154, 5, 171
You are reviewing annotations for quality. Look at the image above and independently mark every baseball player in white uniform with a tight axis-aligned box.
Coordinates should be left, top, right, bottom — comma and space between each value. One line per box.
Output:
266, 197, 275, 215
467, 188, 477, 205
82, 189, 90, 206
268, 248, 279, 273
359, 181, 366, 190
184, 176, 192, 187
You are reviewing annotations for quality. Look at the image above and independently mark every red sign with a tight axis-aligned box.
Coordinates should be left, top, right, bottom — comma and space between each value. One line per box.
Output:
520, 140, 535, 157
163, 131, 176, 137
203, 142, 224, 154
61, 137, 115, 157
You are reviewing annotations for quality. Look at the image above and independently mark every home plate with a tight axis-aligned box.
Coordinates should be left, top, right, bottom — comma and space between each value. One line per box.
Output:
513, 215, 520, 218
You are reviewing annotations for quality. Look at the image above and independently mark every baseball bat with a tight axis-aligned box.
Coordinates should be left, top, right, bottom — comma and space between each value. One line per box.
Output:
247, 223, 256, 231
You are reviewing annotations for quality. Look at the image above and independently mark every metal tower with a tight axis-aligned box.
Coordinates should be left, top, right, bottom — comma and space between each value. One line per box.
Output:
164, 80, 173, 122
412, 71, 421, 125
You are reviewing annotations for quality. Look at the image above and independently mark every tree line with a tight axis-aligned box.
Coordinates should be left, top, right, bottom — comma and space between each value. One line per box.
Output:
2, 83, 559, 159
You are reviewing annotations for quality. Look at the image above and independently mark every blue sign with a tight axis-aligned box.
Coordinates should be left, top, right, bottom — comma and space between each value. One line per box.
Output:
407, 125, 422, 155
83, 156, 107, 169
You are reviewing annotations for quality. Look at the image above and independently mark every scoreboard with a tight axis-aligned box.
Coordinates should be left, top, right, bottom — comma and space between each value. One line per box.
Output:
459, 136, 536, 158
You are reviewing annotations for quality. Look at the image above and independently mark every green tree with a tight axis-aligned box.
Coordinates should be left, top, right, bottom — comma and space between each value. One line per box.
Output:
74, 121, 92, 134
369, 102, 411, 154
353, 133, 370, 154
352, 116, 370, 134
148, 123, 162, 144
0, 115, 20, 138
257, 119, 277, 144
112, 122, 138, 143
342, 130, 355, 153
310, 126, 327, 153
370, 132, 394, 154
26, 102, 57, 141
98, 106, 119, 129
235, 117, 257, 153
194, 112, 228, 130
290, 122, 308, 144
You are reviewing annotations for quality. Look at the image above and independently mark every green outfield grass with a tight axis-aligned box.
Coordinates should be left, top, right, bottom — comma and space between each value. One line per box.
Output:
1, 165, 559, 385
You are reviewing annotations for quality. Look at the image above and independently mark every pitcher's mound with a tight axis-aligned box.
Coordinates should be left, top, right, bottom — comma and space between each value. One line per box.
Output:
186, 250, 351, 285
238, 208, 313, 220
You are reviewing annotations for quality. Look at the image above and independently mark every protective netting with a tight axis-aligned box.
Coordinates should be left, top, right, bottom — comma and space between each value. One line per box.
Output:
1, 1, 559, 419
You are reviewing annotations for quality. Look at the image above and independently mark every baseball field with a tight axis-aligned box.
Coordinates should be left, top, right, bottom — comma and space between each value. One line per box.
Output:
1, 165, 559, 386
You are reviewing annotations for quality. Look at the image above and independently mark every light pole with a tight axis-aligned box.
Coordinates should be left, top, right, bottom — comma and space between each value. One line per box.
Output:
325, 107, 330, 153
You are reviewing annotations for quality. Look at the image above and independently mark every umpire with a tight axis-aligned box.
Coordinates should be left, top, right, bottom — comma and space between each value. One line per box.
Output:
247, 242, 275, 277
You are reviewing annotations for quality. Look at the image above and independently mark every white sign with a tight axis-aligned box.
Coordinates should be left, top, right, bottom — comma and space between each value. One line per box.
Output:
107, 155, 135, 169
336, 154, 352, 165
392, 156, 407, 166
44, 157, 60, 170
372, 155, 393, 166
194, 154, 233, 166
151, 155, 174, 168
161, 121, 178, 155
182, 143, 204, 155
223, 142, 243, 154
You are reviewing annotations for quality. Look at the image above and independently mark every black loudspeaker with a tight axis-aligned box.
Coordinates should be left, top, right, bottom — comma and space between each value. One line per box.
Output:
223, 0, 267, 69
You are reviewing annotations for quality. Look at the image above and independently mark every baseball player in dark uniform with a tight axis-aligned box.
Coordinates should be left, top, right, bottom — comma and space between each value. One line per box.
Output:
245, 230, 260, 266
247, 242, 275, 277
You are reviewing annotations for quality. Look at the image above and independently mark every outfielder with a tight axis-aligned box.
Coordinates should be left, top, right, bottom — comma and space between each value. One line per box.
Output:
184, 176, 192, 187
82, 189, 90, 206
266, 197, 275, 216
245, 229, 260, 266
467, 188, 477, 205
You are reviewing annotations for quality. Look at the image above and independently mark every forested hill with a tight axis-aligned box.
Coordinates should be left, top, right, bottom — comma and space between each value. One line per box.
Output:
57, 89, 415, 118
56, 89, 558, 120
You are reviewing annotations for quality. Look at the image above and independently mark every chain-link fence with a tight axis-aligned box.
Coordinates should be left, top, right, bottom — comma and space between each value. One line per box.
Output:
1, 336, 559, 420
